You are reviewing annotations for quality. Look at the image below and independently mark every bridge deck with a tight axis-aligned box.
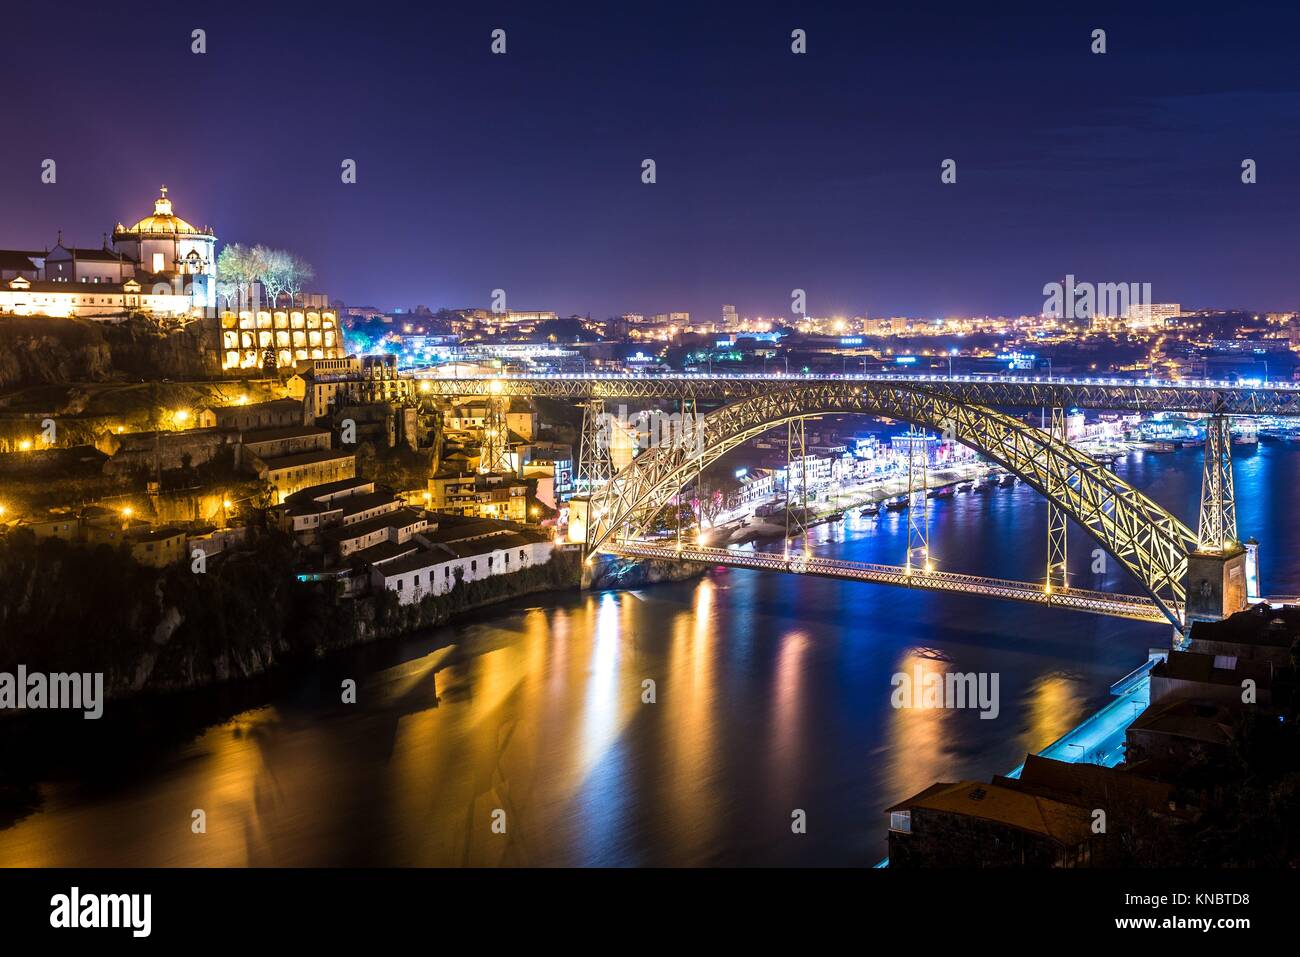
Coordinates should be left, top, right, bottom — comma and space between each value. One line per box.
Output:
601, 542, 1171, 625
417, 371, 1300, 415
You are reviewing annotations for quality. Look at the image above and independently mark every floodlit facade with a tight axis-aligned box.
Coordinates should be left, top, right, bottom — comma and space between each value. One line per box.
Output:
220, 308, 344, 371
0, 275, 192, 319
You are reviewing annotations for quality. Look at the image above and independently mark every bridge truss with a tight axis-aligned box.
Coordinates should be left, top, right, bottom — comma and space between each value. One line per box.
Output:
605, 543, 1170, 625
586, 382, 1199, 627
417, 372, 1300, 415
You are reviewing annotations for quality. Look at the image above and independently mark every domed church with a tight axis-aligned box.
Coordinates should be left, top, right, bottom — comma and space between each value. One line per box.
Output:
0, 187, 218, 319
110, 186, 217, 309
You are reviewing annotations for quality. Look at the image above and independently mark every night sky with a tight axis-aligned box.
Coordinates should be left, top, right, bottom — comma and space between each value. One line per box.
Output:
4, 2, 1300, 319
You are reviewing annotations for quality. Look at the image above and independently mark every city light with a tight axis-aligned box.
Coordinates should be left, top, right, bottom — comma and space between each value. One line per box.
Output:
2, 6, 1299, 892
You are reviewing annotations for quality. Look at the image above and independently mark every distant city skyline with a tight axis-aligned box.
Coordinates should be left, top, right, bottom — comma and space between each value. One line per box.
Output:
5, 4, 1300, 319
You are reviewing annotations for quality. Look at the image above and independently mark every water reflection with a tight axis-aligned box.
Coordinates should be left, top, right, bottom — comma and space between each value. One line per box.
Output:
1, 447, 1296, 866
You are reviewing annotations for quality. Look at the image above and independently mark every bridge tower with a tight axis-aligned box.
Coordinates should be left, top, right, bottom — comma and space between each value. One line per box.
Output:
784, 417, 809, 556
1196, 413, 1238, 553
479, 396, 511, 474
577, 399, 614, 493
905, 428, 930, 573
683, 396, 703, 545
1184, 413, 1248, 630
1045, 407, 1069, 593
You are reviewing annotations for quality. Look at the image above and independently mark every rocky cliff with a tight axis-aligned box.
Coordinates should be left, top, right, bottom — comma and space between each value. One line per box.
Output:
0, 529, 581, 703
0, 315, 219, 391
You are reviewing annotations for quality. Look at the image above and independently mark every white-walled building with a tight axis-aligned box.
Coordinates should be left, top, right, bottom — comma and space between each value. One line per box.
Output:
0, 186, 217, 319
371, 530, 553, 604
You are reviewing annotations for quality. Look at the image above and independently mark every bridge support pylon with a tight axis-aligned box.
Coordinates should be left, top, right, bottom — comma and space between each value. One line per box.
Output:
1045, 407, 1069, 593
905, 428, 930, 573
577, 399, 614, 494
784, 417, 809, 556
1183, 413, 1247, 632
1196, 413, 1237, 553
480, 395, 511, 474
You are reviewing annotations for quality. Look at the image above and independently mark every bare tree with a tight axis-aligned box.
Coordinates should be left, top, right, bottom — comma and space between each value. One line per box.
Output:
252, 244, 287, 309
283, 254, 315, 308
217, 243, 259, 310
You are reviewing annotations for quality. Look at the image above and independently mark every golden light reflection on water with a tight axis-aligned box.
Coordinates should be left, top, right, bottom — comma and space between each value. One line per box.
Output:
884, 652, 953, 807
1018, 672, 1086, 757
577, 593, 624, 776
768, 630, 809, 804
660, 578, 721, 857
0, 570, 1132, 866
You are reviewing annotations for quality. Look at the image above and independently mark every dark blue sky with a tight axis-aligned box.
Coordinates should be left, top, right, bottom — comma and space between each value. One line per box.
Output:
4, 1, 1300, 319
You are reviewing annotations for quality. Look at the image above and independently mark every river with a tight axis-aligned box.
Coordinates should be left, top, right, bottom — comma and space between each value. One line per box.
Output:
2, 442, 1297, 866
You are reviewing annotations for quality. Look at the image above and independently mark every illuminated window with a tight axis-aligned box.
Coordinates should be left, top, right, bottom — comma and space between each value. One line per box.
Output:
152, 253, 165, 273
889, 811, 912, 833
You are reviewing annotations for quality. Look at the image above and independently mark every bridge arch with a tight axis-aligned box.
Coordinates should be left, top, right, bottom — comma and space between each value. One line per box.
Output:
586, 381, 1197, 625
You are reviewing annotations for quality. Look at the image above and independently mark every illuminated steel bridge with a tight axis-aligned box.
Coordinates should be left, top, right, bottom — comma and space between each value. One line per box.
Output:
416, 370, 1300, 415
428, 372, 1293, 629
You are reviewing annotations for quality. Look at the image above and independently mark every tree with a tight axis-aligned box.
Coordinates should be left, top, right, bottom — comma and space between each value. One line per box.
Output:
282, 254, 315, 308
217, 243, 256, 309
216, 277, 239, 311
252, 245, 288, 309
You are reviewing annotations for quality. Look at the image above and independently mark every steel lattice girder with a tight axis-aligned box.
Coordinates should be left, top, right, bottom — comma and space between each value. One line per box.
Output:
605, 543, 1168, 624
417, 373, 1300, 415
587, 382, 1197, 626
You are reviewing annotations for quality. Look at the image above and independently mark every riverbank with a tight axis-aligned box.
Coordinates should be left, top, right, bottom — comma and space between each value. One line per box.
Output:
715, 461, 991, 546
0, 526, 582, 705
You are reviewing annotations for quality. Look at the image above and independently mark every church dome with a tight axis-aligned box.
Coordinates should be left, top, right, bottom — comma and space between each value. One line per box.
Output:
116, 187, 212, 236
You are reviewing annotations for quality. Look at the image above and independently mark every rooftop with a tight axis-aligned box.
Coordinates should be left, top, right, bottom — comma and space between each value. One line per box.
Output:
240, 425, 331, 445
322, 507, 425, 544
350, 539, 422, 567
1154, 649, 1276, 688
993, 754, 1172, 814
283, 477, 375, 505
259, 448, 354, 471
1127, 697, 1237, 746
1189, 603, 1300, 649
338, 491, 400, 519
113, 187, 214, 237
885, 780, 1092, 847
